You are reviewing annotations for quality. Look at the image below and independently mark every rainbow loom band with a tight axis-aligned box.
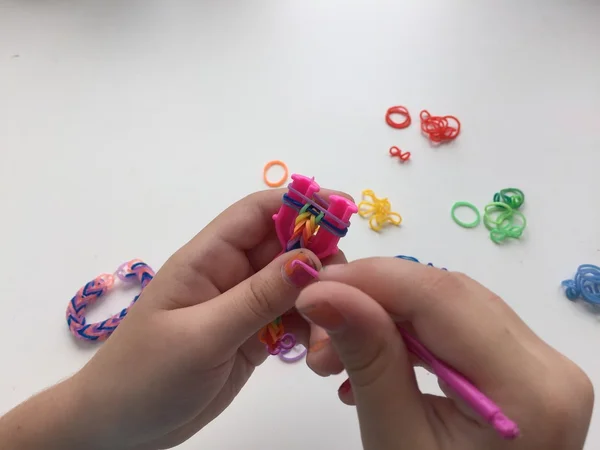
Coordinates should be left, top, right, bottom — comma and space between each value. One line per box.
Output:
282, 195, 348, 237
66, 259, 155, 341
286, 185, 351, 229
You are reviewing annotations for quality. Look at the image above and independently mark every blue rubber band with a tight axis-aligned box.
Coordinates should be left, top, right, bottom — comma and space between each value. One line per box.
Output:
562, 264, 600, 306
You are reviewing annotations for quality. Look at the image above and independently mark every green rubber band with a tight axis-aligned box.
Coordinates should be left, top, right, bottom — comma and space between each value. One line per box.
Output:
483, 202, 513, 227
493, 188, 525, 210
300, 203, 310, 214
451, 202, 481, 228
484, 204, 527, 244
484, 211, 513, 231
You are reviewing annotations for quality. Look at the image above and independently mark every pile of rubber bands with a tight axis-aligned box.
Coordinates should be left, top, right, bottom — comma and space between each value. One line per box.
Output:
419, 110, 461, 143
451, 188, 527, 244
357, 189, 402, 232
562, 264, 600, 308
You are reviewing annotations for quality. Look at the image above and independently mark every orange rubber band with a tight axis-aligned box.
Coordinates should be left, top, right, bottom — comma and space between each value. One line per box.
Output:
263, 160, 289, 188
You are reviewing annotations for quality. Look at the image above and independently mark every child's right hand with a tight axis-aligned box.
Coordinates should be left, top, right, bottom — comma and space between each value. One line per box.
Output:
297, 258, 594, 450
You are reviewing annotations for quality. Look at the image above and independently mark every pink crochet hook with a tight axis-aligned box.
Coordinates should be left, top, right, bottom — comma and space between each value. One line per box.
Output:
291, 260, 520, 440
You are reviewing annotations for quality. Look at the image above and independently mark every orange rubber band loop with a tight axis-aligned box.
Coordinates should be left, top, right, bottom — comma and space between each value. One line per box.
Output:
263, 160, 289, 188
385, 106, 411, 129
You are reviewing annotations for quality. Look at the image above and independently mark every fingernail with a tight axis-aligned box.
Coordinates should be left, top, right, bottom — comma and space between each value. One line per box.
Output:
298, 302, 346, 332
283, 252, 319, 287
338, 378, 352, 395
309, 337, 330, 353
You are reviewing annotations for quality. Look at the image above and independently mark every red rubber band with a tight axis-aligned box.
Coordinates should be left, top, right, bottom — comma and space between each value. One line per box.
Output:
420, 109, 461, 143
389, 146, 411, 162
385, 106, 411, 129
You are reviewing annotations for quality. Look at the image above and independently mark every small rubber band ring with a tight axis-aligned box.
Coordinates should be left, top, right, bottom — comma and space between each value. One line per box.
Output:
451, 202, 481, 228
385, 106, 411, 129
263, 160, 289, 188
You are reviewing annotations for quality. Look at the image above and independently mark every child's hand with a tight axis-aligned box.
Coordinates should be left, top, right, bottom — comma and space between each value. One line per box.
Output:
76, 190, 352, 449
297, 258, 594, 450
0, 189, 347, 450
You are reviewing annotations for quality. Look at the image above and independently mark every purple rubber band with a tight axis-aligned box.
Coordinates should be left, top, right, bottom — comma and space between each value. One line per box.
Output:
279, 333, 296, 350
313, 193, 330, 208
279, 345, 308, 363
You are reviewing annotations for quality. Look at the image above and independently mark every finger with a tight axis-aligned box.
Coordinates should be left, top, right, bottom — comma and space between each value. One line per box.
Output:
196, 188, 354, 255
197, 249, 322, 351
305, 248, 347, 376
296, 281, 435, 449
245, 195, 354, 271
338, 378, 356, 406
239, 245, 351, 365
306, 323, 343, 376
321, 258, 553, 393
155, 189, 354, 310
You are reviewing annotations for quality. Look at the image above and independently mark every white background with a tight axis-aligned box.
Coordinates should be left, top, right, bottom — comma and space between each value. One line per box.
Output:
1, 1, 599, 449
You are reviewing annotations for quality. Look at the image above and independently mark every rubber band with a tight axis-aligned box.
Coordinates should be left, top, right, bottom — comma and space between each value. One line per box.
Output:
286, 209, 324, 251
279, 343, 308, 363
385, 106, 411, 129
395, 255, 447, 271
263, 160, 289, 188
283, 195, 347, 237
420, 109, 461, 143
562, 265, 600, 306
483, 202, 514, 227
451, 202, 481, 228
286, 185, 351, 229
389, 146, 411, 162
483, 202, 526, 244
493, 188, 525, 210
358, 189, 402, 232
66, 259, 155, 341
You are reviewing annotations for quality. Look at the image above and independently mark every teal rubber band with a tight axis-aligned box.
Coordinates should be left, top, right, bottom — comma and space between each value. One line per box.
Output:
451, 202, 481, 228
493, 188, 525, 210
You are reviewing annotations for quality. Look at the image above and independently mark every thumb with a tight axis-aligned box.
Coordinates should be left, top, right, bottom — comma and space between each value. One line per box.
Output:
296, 281, 433, 450
206, 249, 321, 349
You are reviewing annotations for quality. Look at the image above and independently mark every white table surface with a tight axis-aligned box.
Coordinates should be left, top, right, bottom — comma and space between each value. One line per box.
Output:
1, 1, 599, 449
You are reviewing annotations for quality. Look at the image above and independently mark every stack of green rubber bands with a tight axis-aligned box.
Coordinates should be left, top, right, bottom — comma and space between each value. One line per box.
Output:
451, 188, 526, 244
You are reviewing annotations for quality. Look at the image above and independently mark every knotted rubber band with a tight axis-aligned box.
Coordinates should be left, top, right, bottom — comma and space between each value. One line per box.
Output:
389, 146, 411, 162
66, 259, 155, 341
358, 189, 402, 232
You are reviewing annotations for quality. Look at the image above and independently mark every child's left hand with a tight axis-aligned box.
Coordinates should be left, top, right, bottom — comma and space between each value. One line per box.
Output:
0, 189, 348, 450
